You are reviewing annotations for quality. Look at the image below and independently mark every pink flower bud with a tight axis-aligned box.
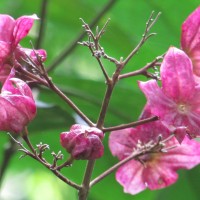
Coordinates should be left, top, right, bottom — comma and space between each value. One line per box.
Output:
0, 69, 36, 133
60, 124, 104, 160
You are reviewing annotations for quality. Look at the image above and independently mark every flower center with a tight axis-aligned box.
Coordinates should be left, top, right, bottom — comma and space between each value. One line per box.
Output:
177, 104, 189, 114
139, 153, 160, 165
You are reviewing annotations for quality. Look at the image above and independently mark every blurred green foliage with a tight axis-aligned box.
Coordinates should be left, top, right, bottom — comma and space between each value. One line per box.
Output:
0, 0, 200, 199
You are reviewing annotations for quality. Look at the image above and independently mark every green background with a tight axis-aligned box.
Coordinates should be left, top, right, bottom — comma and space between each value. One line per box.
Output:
0, 0, 200, 199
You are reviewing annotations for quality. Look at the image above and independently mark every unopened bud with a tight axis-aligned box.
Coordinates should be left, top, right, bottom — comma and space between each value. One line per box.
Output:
60, 124, 104, 160
0, 69, 36, 133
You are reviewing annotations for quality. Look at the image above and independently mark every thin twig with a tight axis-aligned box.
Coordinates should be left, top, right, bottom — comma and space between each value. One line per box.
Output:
119, 55, 163, 80
47, 0, 117, 72
103, 116, 158, 132
8, 133, 81, 190
87, 45, 111, 82
35, 0, 48, 49
122, 12, 161, 66
55, 156, 74, 171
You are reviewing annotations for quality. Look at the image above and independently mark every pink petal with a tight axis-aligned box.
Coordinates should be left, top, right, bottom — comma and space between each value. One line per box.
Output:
0, 14, 15, 42
159, 137, 200, 170
190, 51, 200, 77
173, 126, 187, 143
0, 64, 11, 83
116, 160, 146, 195
181, 7, 200, 54
139, 80, 176, 121
13, 14, 38, 47
161, 47, 195, 101
109, 128, 136, 160
143, 161, 178, 190
0, 41, 12, 63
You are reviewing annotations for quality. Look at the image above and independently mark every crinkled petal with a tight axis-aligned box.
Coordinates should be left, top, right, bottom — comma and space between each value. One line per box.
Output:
143, 161, 178, 190
159, 136, 200, 169
13, 14, 38, 47
60, 124, 104, 160
116, 160, 146, 195
161, 47, 195, 101
109, 128, 136, 160
0, 96, 36, 133
0, 14, 15, 42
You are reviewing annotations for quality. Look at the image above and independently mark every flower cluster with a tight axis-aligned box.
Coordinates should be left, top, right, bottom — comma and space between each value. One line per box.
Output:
109, 6, 200, 195
0, 14, 48, 133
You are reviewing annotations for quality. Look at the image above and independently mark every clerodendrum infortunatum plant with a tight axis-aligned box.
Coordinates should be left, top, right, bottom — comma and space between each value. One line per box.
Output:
1, 5, 200, 200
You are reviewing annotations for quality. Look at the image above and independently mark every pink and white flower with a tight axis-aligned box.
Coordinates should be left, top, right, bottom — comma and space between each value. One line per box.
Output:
109, 116, 200, 194
139, 47, 200, 142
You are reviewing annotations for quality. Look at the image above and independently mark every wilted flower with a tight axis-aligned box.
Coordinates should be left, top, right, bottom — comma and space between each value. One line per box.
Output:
60, 124, 104, 160
139, 47, 200, 143
0, 14, 46, 82
109, 113, 200, 195
181, 6, 200, 82
0, 69, 36, 133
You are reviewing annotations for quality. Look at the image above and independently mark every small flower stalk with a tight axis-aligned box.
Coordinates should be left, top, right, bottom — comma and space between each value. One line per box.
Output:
60, 124, 104, 160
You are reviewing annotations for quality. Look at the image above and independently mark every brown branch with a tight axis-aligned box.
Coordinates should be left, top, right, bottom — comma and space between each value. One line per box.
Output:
103, 116, 159, 132
119, 55, 163, 80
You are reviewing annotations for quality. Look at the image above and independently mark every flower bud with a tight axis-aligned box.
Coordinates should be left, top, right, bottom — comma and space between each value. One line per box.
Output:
0, 69, 36, 133
60, 124, 104, 160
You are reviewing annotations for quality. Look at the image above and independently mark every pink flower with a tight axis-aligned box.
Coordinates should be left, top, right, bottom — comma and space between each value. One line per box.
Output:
181, 7, 200, 81
139, 47, 200, 143
109, 118, 200, 195
0, 14, 47, 82
0, 69, 36, 133
60, 124, 104, 160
